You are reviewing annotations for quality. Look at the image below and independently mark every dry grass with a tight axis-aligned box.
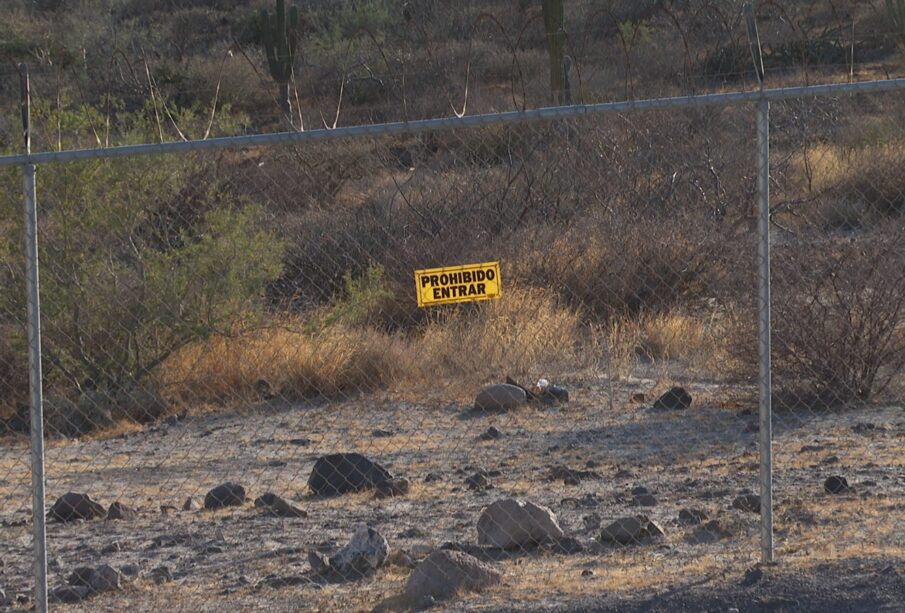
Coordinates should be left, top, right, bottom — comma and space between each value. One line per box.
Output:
158, 286, 586, 406
784, 141, 905, 229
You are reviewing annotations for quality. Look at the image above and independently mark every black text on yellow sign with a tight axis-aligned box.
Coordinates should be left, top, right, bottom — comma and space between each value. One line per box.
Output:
414, 261, 502, 307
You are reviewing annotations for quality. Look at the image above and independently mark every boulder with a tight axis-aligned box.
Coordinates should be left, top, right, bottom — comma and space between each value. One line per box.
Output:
49, 493, 106, 522
476, 498, 564, 549
254, 493, 307, 518
313, 524, 389, 579
404, 550, 502, 602
106, 501, 136, 521
307, 453, 392, 496
473, 384, 527, 413
204, 482, 246, 510
652, 386, 692, 410
599, 516, 664, 545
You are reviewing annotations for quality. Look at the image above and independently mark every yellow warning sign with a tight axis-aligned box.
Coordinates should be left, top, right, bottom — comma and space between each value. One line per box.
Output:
415, 261, 502, 307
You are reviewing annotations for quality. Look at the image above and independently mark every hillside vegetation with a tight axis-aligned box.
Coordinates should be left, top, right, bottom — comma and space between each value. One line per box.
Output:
1, 1, 905, 433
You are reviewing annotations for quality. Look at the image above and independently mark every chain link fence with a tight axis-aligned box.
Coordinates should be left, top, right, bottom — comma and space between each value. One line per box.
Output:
1, 81, 904, 611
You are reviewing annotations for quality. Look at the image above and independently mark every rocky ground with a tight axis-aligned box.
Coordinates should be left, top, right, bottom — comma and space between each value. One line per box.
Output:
0, 374, 903, 611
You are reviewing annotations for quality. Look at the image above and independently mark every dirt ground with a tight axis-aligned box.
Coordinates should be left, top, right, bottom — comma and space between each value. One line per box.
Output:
0, 374, 903, 611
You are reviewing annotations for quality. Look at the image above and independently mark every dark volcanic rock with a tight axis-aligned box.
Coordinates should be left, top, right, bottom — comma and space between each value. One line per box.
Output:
678, 508, 708, 526
49, 493, 106, 522
465, 473, 492, 491
599, 516, 664, 545
480, 426, 504, 441
204, 482, 246, 510
652, 386, 692, 410
254, 493, 307, 518
307, 453, 392, 496
824, 475, 853, 495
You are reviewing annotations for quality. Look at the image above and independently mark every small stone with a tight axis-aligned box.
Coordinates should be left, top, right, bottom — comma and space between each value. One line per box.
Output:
204, 482, 246, 509
386, 550, 416, 568
424, 472, 442, 483
148, 566, 173, 585
89, 564, 121, 592
479, 426, 504, 441
473, 384, 527, 413
581, 569, 594, 577
49, 585, 90, 603
254, 493, 307, 518
583, 513, 601, 531
120, 564, 141, 578
49, 493, 106, 522
182, 497, 197, 511
404, 550, 502, 602
465, 473, 492, 491
742, 566, 764, 586
731, 494, 761, 514
824, 475, 853, 495
678, 508, 708, 526
652, 386, 692, 410
631, 393, 646, 403
375, 478, 411, 499
0, 588, 9, 607
599, 516, 663, 545
371, 428, 394, 438
106, 501, 136, 521
630, 485, 651, 496
288, 438, 311, 446
326, 524, 389, 579
632, 493, 658, 507
687, 517, 739, 544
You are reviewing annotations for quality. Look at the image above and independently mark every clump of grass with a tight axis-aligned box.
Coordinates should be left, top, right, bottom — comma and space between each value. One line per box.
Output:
158, 322, 409, 404
417, 286, 583, 386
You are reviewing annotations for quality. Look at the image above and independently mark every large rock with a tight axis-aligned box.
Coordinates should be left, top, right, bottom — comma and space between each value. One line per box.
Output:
204, 482, 246, 509
476, 498, 564, 549
307, 453, 392, 496
311, 524, 389, 579
49, 493, 106, 522
404, 550, 502, 602
473, 384, 527, 413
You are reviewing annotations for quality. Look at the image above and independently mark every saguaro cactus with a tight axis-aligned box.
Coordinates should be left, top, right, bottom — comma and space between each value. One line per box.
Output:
542, 0, 570, 105
262, 0, 299, 116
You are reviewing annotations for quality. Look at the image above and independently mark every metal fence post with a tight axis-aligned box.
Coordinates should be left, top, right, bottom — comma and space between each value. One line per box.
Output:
23, 163, 48, 612
20, 60, 48, 613
756, 96, 774, 563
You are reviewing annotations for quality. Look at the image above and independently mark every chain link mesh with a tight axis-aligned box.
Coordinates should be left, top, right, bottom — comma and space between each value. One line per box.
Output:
1, 90, 903, 609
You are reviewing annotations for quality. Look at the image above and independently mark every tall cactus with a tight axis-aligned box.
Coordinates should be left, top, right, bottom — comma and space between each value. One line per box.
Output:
262, 0, 299, 116
542, 0, 570, 105
887, 0, 905, 47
